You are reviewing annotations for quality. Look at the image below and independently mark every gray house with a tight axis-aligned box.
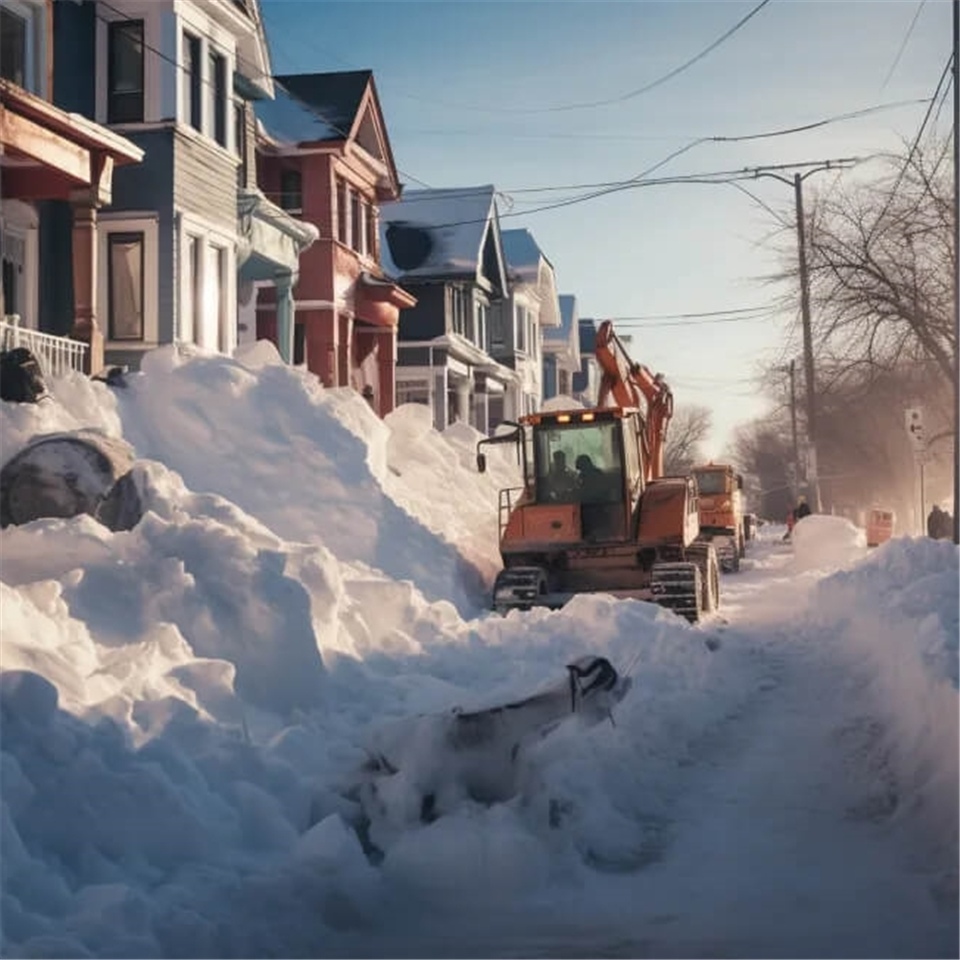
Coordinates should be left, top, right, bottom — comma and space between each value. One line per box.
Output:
542, 293, 582, 401
43, 0, 314, 370
495, 228, 561, 424
379, 185, 518, 433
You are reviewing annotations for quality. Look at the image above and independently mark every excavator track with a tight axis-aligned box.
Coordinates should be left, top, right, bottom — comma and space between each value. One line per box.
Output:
650, 561, 702, 623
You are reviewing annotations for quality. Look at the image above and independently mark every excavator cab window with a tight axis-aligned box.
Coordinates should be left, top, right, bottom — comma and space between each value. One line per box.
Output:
694, 470, 728, 496
534, 421, 624, 506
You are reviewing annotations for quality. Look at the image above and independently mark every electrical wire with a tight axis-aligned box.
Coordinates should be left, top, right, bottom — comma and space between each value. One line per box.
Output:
879, 0, 928, 93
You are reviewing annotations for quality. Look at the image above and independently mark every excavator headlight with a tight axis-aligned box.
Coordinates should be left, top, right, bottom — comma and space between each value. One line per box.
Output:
581, 412, 595, 422
556, 414, 571, 423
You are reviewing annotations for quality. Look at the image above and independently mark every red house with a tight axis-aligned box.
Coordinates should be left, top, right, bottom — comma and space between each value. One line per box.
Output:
254, 71, 415, 416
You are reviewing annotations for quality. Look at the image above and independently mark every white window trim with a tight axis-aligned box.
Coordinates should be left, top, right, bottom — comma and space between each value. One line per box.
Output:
95, 2, 164, 126
98, 213, 159, 349
178, 211, 236, 355
1, 0, 46, 97
176, 8, 236, 151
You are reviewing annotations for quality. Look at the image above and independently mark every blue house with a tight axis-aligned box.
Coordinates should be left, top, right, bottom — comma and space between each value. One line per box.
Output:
42, 0, 315, 371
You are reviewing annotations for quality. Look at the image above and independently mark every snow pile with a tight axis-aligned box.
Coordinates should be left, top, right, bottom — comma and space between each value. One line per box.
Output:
6, 343, 520, 614
791, 513, 866, 571
1, 345, 956, 958
806, 536, 958, 849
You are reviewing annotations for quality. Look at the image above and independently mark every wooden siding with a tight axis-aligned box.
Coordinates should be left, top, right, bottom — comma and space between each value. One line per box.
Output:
396, 283, 446, 341
173, 128, 239, 231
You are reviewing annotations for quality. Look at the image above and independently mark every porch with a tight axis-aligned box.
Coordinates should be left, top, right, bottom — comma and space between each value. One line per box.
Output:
237, 188, 318, 363
1, 314, 88, 377
0, 79, 144, 374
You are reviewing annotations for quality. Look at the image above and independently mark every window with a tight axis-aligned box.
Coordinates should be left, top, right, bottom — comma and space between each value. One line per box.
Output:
107, 232, 145, 340
336, 179, 348, 244
350, 192, 363, 254
0, 6, 27, 87
490, 305, 505, 346
280, 169, 302, 214
214, 246, 229, 352
235, 102, 247, 187
107, 20, 144, 123
181, 234, 201, 344
366, 205, 378, 260
515, 303, 527, 352
182, 32, 201, 130
397, 379, 430, 406
208, 51, 227, 147
476, 300, 488, 350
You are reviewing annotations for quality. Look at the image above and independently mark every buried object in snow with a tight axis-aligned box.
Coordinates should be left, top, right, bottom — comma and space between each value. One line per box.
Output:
0, 431, 144, 531
347, 655, 632, 851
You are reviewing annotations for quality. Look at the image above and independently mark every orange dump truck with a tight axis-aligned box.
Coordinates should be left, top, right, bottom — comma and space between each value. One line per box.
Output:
476, 321, 719, 623
866, 507, 895, 548
691, 463, 747, 573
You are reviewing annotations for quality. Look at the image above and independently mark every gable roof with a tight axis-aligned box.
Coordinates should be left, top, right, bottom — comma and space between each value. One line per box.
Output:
379, 185, 508, 293
256, 71, 372, 144
500, 228, 545, 283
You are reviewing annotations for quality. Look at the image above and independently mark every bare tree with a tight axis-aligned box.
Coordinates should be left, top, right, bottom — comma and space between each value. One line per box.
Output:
664, 405, 712, 475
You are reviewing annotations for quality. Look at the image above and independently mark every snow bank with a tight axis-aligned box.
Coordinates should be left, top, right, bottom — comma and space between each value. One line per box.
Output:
806, 537, 958, 849
791, 513, 866, 572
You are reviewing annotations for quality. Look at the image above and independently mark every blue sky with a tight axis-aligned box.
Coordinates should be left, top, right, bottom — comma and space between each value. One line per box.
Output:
259, 0, 951, 457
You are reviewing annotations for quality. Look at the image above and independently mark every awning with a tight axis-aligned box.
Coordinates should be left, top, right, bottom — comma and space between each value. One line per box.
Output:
0, 79, 143, 203
238, 188, 318, 279
355, 270, 416, 327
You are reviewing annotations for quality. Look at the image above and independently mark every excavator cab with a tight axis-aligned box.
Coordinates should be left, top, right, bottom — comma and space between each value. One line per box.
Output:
476, 320, 719, 622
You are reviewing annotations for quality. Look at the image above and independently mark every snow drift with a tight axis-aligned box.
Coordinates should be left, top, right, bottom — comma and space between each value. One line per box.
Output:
1, 346, 956, 958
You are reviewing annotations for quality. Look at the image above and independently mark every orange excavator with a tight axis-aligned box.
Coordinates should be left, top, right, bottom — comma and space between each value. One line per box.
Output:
476, 321, 719, 622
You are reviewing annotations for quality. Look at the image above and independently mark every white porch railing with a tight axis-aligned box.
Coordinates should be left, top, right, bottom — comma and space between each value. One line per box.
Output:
0, 315, 89, 377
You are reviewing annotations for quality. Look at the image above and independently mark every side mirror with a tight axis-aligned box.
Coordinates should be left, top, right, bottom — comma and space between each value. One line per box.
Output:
477, 453, 487, 474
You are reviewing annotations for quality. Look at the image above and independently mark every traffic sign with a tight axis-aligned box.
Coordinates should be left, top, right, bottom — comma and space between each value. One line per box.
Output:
904, 407, 926, 454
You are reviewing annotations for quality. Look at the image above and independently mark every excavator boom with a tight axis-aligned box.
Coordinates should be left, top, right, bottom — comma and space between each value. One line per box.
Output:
595, 320, 673, 480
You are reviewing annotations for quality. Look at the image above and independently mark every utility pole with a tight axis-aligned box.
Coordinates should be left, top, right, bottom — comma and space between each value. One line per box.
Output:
789, 358, 800, 492
751, 159, 857, 513
793, 173, 820, 512
952, 0, 959, 544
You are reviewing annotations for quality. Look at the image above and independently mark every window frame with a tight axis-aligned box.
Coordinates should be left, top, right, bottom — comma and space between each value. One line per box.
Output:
107, 19, 145, 124
182, 29, 202, 131
106, 231, 146, 342
208, 49, 227, 147
279, 168, 303, 215
0, 3, 29, 89
99, 215, 159, 349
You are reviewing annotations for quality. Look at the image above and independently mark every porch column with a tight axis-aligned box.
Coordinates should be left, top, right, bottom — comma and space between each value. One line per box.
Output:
275, 270, 295, 364
376, 328, 396, 417
456, 378, 471, 425
70, 202, 104, 375
308, 308, 338, 386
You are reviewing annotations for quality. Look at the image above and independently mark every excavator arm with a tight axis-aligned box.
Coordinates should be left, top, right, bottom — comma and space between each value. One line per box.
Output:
594, 320, 674, 480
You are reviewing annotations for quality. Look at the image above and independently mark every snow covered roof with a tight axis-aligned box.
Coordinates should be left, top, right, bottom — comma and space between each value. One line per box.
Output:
500, 229, 545, 283
542, 293, 581, 369
255, 71, 372, 145
379, 185, 507, 293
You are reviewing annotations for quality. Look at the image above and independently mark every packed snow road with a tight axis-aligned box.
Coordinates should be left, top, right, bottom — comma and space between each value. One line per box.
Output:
317, 533, 957, 960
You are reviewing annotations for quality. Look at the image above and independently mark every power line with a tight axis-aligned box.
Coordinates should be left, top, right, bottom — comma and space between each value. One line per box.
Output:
606, 305, 774, 321
93, 0, 434, 189
869, 54, 954, 245
263, 0, 772, 116
880, 0, 928, 93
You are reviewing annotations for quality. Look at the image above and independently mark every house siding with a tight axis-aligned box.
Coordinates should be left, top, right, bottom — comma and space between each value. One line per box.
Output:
396, 283, 446, 341
173, 130, 239, 232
